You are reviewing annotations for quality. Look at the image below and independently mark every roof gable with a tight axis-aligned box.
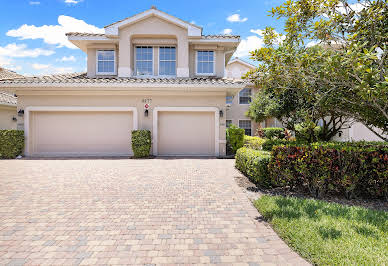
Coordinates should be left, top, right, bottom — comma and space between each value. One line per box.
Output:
105, 7, 202, 37
227, 58, 256, 69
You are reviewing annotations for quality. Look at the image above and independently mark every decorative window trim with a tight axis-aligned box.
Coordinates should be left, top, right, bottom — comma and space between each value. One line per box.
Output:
238, 88, 252, 105
195, 50, 216, 76
134, 46, 154, 77
238, 119, 252, 136
96, 50, 116, 75
158, 46, 177, 77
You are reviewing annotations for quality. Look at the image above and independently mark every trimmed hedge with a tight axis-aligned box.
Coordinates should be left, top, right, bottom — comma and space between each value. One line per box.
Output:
0, 130, 24, 159
262, 138, 292, 151
235, 147, 271, 186
226, 125, 245, 154
258, 127, 285, 139
244, 136, 266, 150
131, 130, 151, 158
269, 142, 388, 199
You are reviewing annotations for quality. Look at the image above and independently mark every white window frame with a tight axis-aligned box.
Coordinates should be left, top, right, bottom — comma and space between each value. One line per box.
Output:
158, 46, 176, 77
96, 50, 116, 75
238, 88, 252, 105
195, 50, 216, 76
135, 46, 154, 77
239, 119, 252, 136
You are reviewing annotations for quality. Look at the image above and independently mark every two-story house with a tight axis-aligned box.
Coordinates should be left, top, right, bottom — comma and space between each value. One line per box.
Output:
0, 7, 246, 157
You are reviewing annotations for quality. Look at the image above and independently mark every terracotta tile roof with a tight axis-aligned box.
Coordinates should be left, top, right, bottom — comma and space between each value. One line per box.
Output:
202, 35, 240, 39
0, 91, 17, 106
66, 32, 106, 37
0, 67, 24, 80
0, 73, 247, 87
66, 32, 240, 40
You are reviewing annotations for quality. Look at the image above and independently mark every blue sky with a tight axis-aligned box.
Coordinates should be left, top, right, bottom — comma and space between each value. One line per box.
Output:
0, 0, 286, 75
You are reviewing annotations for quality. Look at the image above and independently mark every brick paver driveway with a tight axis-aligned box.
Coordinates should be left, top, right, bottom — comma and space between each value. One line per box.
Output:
0, 159, 308, 265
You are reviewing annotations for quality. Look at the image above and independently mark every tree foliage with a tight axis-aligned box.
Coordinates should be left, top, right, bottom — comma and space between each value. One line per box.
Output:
246, 0, 388, 141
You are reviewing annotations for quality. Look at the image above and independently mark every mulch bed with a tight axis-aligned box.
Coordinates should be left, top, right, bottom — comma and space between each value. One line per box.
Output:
234, 171, 388, 212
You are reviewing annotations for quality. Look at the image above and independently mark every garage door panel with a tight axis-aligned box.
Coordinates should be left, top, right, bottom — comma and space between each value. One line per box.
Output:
158, 111, 214, 156
30, 111, 133, 156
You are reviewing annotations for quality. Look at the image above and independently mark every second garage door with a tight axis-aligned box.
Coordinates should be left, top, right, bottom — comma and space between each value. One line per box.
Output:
29, 111, 134, 156
157, 111, 215, 156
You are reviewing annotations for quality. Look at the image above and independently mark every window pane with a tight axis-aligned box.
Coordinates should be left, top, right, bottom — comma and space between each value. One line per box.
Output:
239, 88, 252, 104
226, 96, 233, 104
159, 47, 176, 76
226, 120, 232, 128
197, 51, 214, 74
136, 46, 153, 75
239, 120, 252, 136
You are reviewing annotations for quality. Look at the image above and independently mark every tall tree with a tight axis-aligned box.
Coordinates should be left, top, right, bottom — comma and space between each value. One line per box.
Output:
246, 0, 388, 141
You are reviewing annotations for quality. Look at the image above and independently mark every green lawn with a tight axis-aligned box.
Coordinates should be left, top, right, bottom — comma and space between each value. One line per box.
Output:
254, 195, 388, 265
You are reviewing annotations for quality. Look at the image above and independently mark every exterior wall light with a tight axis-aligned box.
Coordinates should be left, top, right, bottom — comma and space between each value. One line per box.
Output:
144, 109, 149, 117
219, 110, 223, 117
18, 109, 24, 117
12, 117, 17, 121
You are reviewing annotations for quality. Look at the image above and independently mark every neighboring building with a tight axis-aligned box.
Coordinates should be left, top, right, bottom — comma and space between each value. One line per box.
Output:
224, 58, 282, 136
0, 67, 22, 130
0, 7, 246, 157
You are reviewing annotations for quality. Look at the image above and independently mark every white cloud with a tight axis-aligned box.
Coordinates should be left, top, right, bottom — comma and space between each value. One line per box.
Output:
234, 35, 264, 57
29, 1, 40, 5
32, 63, 50, 70
0, 43, 54, 58
7, 15, 104, 49
306, 40, 319, 47
8, 65, 22, 71
64, 0, 82, 4
58, 55, 76, 62
226, 14, 248, 23
223, 28, 232, 35
336, 2, 365, 14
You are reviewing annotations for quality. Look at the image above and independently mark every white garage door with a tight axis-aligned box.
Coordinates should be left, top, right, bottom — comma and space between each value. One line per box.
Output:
157, 111, 215, 156
29, 111, 133, 156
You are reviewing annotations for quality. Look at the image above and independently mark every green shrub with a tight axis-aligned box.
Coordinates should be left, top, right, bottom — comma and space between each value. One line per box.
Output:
244, 136, 266, 150
235, 147, 271, 186
295, 121, 322, 142
258, 127, 286, 139
269, 142, 388, 199
262, 138, 291, 151
226, 124, 245, 154
0, 130, 24, 159
131, 130, 151, 158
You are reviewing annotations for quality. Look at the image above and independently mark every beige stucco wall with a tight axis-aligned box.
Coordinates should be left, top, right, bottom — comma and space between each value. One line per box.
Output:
0, 106, 17, 130
118, 16, 189, 77
342, 122, 386, 141
84, 15, 228, 78
17, 90, 227, 156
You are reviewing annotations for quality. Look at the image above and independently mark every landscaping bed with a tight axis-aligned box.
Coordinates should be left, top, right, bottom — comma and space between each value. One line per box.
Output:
254, 195, 388, 265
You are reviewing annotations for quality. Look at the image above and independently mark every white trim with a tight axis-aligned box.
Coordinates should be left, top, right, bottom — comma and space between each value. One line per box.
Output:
189, 38, 240, 43
238, 119, 252, 136
24, 106, 138, 157
195, 50, 216, 76
96, 50, 117, 75
238, 87, 251, 105
152, 107, 219, 156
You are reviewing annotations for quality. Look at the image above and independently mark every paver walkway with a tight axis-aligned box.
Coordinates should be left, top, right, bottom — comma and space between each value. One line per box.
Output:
0, 159, 308, 265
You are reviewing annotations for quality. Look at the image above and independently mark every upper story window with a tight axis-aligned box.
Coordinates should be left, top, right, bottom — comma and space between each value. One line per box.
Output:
226, 96, 233, 105
196, 51, 215, 75
239, 88, 251, 104
159, 47, 176, 76
135, 46, 153, 76
96, 50, 115, 75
